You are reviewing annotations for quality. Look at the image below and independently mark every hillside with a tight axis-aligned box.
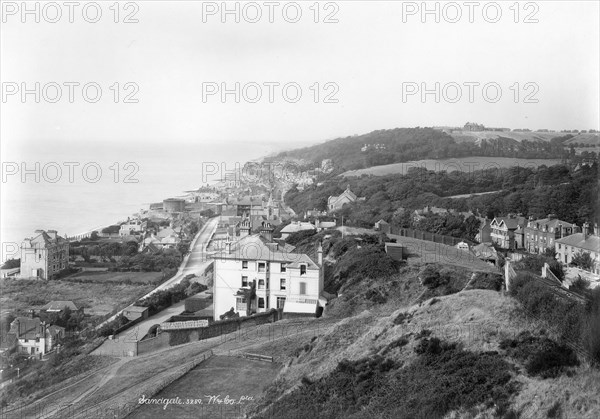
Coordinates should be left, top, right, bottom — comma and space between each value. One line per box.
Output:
268, 127, 579, 173
248, 289, 600, 419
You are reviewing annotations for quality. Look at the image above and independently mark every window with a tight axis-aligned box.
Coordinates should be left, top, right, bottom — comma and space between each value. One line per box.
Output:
280, 278, 286, 290
300, 265, 306, 275
277, 297, 286, 309
242, 260, 248, 269
258, 279, 265, 289
280, 263, 287, 273
299, 282, 306, 295
258, 262, 266, 272
241, 276, 248, 287
258, 298, 265, 309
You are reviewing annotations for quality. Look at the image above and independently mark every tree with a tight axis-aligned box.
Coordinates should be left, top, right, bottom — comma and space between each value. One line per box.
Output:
571, 252, 594, 271
1, 258, 20, 269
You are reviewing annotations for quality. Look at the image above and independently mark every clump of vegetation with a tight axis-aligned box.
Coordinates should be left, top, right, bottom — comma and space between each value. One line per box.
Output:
466, 272, 504, 291
500, 331, 579, 378
135, 278, 207, 315
0, 258, 20, 269
509, 273, 600, 364
253, 337, 518, 419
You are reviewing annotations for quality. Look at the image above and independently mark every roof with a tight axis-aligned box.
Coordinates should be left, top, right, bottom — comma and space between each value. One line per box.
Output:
125, 305, 149, 313
525, 218, 578, 230
375, 219, 389, 225
41, 301, 79, 312
10, 317, 63, 340
556, 233, 600, 253
492, 216, 526, 230
212, 234, 320, 269
25, 230, 68, 248
283, 301, 318, 314
281, 222, 316, 234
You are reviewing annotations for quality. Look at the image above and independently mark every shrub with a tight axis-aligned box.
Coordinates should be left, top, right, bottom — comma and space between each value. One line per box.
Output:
500, 331, 579, 378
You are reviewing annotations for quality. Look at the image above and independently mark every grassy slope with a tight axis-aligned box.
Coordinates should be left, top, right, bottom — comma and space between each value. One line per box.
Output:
250, 289, 600, 419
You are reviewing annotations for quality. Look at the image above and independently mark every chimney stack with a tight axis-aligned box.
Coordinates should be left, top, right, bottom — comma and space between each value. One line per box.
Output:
225, 241, 232, 254
317, 242, 323, 266
583, 223, 589, 240
259, 222, 274, 242
558, 223, 563, 238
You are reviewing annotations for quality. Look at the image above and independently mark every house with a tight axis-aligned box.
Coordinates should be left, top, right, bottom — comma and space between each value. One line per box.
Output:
20, 230, 70, 280
476, 218, 492, 243
119, 218, 143, 237
280, 221, 316, 240
490, 216, 526, 250
6, 316, 64, 357
40, 301, 80, 314
456, 241, 470, 251
374, 220, 391, 234
555, 223, 600, 274
523, 215, 579, 254
472, 243, 498, 266
211, 232, 325, 320
315, 219, 336, 231
122, 306, 149, 322
328, 186, 358, 212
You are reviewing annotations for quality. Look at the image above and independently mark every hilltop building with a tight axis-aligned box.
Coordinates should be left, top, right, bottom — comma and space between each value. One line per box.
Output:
20, 230, 69, 280
328, 186, 360, 212
555, 223, 600, 274
211, 231, 325, 320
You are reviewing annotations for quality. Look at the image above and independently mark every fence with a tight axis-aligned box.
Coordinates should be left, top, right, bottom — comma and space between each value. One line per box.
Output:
389, 226, 474, 247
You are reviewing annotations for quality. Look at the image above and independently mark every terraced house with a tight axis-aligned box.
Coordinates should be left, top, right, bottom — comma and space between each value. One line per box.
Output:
555, 223, 600, 274
20, 229, 69, 280
521, 215, 579, 254
211, 225, 325, 320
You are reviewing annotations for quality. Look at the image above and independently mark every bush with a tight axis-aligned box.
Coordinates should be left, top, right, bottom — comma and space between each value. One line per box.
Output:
500, 331, 579, 378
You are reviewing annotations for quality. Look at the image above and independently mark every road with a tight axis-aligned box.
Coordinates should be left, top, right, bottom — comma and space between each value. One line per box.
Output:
95, 217, 219, 330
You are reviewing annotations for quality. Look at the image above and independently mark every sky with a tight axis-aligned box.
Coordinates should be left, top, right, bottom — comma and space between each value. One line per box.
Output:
1, 0, 599, 157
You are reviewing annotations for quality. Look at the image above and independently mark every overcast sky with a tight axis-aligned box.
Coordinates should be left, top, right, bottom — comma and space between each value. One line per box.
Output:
1, 0, 599, 154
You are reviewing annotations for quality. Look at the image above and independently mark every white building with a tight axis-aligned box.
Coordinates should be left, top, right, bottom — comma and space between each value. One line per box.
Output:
555, 223, 600, 275
211, 233, 325, 320
119, 218, 143, 236
4, 316, 64, 357
20, 230, 69, 280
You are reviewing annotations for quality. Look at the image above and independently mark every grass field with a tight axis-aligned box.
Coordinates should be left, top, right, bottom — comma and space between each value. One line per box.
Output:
0, 277, 156, 316
66, 270, 164, 284
342, 157, 564, 177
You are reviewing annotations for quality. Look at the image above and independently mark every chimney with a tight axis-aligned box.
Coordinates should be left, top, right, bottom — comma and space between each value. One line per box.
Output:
225, 241, 232, 254
260, 222, 274, 242
317, 242, 323, 266
583, 223, 589, 240
558, 223, 563, 238
28, 309, 35, 319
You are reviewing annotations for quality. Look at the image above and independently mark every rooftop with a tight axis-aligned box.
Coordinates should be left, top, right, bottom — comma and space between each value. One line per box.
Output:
556, 233, 600, 253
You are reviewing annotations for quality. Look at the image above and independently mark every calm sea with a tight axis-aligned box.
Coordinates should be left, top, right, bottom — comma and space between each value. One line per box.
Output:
1, 141, 280, 261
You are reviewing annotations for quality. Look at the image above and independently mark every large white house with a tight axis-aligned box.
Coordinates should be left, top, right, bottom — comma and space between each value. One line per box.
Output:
211, 230, 325, 320
20, 230, 69, 280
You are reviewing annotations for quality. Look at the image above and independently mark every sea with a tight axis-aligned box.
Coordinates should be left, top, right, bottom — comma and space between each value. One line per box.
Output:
0, 140, 284, 262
